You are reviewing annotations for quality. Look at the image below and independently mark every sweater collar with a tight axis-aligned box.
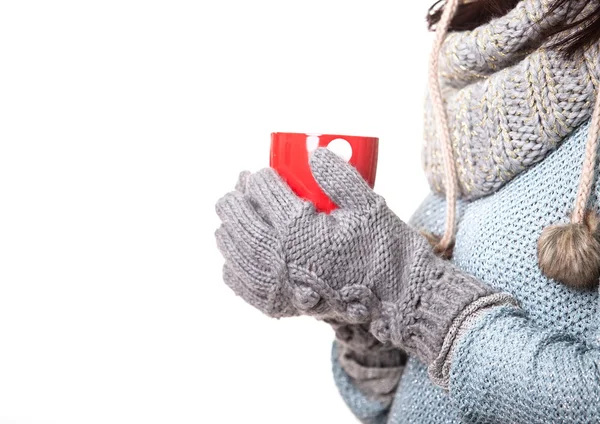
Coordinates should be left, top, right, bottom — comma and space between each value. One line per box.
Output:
422, 0, 600, 200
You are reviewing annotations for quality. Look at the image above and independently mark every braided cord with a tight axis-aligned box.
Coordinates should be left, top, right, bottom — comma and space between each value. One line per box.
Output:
428, 0, 461, 253
572, 87, 600, 223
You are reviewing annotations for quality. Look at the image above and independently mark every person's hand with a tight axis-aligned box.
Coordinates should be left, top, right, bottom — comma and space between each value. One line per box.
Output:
216, 148, 499, 366
215, 148, 417, 323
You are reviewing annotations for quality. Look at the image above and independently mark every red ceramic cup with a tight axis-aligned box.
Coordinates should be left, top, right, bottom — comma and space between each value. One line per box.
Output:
270, 132, 379, 213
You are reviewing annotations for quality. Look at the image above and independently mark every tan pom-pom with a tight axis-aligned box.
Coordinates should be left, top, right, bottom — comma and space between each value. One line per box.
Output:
538, 211, 600, 289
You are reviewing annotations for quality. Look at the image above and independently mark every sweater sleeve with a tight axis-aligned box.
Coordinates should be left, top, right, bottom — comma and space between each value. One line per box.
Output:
444, 304, 600, 423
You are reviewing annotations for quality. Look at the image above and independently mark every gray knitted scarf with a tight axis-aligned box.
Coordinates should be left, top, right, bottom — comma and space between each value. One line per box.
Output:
423, 0, 600, 201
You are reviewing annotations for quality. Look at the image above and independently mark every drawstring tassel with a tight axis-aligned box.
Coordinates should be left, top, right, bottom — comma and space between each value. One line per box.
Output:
427, 1, 600, 288
538, 210, 600, 289
538, 85, 600, 289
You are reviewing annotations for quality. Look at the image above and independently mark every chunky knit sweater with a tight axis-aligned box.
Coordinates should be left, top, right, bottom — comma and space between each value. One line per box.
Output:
212, 0, 600, 421
331, 0, 600, 422
332, 119, 600, 424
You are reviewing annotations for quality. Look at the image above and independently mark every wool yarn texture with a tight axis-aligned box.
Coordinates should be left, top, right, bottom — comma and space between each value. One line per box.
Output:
214, 0, 600, 421
423, 0, 600, 201
215, 148, 500, 368
333, 116, 600, 424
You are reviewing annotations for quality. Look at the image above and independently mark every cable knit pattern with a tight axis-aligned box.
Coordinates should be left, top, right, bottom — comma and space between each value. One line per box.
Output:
215, 148, 498, 366
437, 0, 572, 86
423, 0, 600, 200
333, 120, 600, 423
428, 293, 519, 390
374, 244, 495, 366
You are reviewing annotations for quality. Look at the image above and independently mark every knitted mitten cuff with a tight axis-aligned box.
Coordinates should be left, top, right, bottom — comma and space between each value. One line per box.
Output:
331, 321, 407, 368
427, 293, 519, 389
331, 321, 407, 405
372, 245, 501, 367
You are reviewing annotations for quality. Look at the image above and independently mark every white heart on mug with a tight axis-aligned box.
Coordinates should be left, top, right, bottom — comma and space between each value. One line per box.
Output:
327, 138, 353, 162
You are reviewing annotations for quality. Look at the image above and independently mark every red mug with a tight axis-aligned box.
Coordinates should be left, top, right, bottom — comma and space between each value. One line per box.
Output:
270, 132, 379, 213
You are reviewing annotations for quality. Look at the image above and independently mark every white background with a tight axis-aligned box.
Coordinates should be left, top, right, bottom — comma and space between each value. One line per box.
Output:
0, 1, 431, 423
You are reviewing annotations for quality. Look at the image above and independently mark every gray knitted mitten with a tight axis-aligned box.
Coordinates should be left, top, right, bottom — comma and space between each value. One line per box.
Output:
218, 164, 407, 394
215, 148, 497, 365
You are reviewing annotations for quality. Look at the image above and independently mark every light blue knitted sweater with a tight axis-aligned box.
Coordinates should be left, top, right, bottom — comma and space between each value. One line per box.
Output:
332, 120, 600, 423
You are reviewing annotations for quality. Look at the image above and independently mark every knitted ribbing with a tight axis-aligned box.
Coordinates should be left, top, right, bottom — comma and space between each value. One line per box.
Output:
332, 321, 406, 406
437, 0, 577, 87
216, 148, 497, 365
333, 120, 600, 423
372, 243, 496, 366
423, 0, 600, 201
